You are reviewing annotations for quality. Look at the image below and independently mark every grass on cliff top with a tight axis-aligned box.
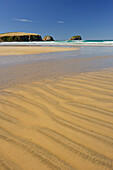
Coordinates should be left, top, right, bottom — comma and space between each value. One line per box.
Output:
0, 32, 41, 37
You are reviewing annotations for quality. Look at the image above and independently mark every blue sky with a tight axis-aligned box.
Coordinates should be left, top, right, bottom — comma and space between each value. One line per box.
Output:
0, 0, 113, 40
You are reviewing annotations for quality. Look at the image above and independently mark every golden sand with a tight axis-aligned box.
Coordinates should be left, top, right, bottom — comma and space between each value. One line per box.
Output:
0, 69, 113, 169
0, 46, 78, 56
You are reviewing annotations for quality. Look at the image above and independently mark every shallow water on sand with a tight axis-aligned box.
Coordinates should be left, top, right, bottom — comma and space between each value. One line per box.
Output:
0, 47, 113, 89
0, 47, 113, 67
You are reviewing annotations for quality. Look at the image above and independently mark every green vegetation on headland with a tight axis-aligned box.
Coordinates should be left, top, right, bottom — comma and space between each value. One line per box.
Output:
0, 32, 82, 42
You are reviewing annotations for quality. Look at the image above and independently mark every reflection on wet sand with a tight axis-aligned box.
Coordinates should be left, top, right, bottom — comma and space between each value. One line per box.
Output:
0, 47, 113, 169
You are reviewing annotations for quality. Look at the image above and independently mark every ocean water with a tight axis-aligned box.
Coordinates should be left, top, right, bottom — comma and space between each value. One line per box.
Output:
0, 40, 113, 46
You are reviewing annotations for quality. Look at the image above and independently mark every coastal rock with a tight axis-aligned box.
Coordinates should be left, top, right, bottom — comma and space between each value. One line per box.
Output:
43, 36, 54, 41
0, 32, 42, 42
69, 35, 82, 40
29, 35, 42, 41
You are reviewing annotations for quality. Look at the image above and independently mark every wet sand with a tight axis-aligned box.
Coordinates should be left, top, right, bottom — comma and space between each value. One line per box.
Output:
0, 47, 113, 169
0, 68, 113, 170
0, 52, 113, 90
0, 46, 78, 56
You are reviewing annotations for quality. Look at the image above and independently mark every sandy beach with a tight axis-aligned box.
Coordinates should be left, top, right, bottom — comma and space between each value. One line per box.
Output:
0, 67, 113, 169
0, 46, 78, 56
1, 0, 113, 168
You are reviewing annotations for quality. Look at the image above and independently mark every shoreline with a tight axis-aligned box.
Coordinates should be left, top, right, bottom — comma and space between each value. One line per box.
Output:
0, 46, 78, 56
0, 44, 113, 169
0, 45, 113, 90
1, 44, 113, 47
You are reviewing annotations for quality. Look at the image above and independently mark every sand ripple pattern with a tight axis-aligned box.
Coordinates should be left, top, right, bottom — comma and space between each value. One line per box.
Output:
0, 69, 113, 170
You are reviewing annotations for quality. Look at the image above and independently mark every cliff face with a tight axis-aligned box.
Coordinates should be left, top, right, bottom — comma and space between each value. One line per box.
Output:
29, 35, 42, 41
0, 32, 42, 42
69, 35, 82, 40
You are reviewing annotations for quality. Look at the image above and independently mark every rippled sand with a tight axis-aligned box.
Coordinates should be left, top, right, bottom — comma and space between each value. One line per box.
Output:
0, 69, 113, 170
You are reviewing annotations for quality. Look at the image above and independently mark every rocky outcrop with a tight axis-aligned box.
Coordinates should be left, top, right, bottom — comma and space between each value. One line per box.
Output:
0, 32, 42, 42
43, 36, 54, 41
69, 35, 82, 40
29, 35, 42, 41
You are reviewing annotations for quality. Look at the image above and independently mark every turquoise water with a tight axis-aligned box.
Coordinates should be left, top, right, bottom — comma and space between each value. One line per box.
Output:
55, 40, 113, 46
83, 40, 113, 42
56, 40, 113, 42
0, 40, 113, 46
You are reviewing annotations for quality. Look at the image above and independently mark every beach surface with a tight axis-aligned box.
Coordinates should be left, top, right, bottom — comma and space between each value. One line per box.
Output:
0, 46, 113, 169
0, 46, 78, 56
0, 67, 113, 170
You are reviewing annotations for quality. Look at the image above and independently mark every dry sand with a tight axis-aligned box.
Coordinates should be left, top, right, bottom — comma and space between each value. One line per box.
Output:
0, 69, 113, 170
0, 46, 78, 56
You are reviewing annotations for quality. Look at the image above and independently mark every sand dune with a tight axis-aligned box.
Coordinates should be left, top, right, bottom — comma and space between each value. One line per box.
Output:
0, 69, 113, 169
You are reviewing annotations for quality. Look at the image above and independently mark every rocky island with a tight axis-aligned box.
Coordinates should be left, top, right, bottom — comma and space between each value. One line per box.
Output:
0, 32, 55, 42
69, 35, 82, 40
0, 32, 83, 42
43, 36, 54, 41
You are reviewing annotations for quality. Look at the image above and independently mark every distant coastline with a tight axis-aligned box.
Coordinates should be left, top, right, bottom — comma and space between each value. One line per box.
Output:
0, 32, 42, 42
0, 32, 113, 47
0, 32, 82, 42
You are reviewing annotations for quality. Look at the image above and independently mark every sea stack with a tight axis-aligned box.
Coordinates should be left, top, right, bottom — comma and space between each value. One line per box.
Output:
69, 35, 82, 40
43, 36, 54, 41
